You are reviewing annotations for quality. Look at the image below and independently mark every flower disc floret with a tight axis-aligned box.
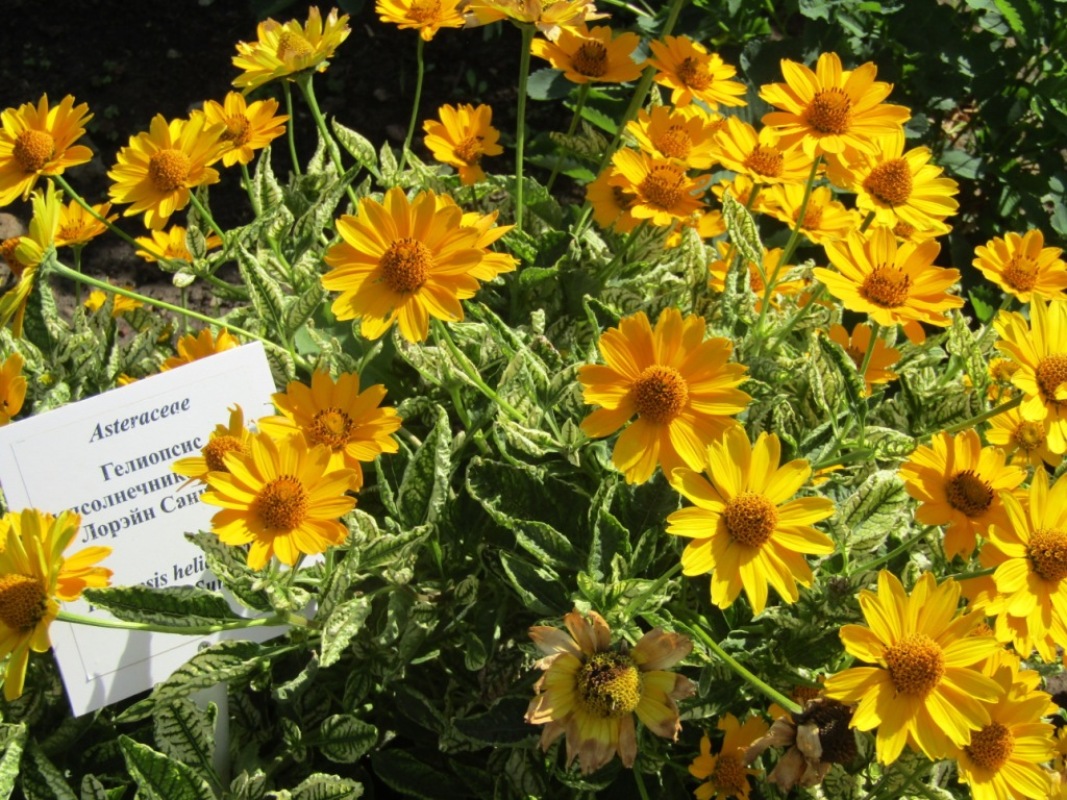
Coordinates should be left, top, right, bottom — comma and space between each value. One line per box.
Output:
0, 574, 47, 631
632, 365, 688, 423
863, 158, 913, 206
13, 130, 54, 172
576, 652, 643, 717
1027, 528, 1067, 582
966, 722, 1014, 772
883, 633, 944, 696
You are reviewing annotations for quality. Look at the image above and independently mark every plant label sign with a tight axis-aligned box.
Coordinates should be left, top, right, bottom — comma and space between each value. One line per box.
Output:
0, 342, 278, 715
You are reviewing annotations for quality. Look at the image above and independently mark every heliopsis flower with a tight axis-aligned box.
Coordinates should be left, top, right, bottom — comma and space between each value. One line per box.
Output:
55, 199, 115, 248
108, 113, 227, 230
814, 225, 964, 343
758, 184, 859, 246
667, 427, 835, 614
232, 6, 351, 92
202, 92, 288, 168
760, 52, 910, 157
172, 405, 253, 485
0, 180, 60, 336
626, 105, 722, 170
0, 95, 93, 207
689, 714, 769, 800
994, 297, 1067, 453
585, 167, 638, 233
579, 307, 750, 484
0, 508, 111, 699
530, 24, 642, 84
823, 570, 1002, 765
134, 225, 222, 265
646, 36, 747, 109
829, 131, 959, 232
974, 229, 1067, 303
707, 244, 805, 313
376, 0, 465, 40
0, 352, 27, 425
83, 288, 144, 318
987, 406, 1060, 469
258, 371, 402, 492
898, 429, 1026, 560
608, 149, 706, 226
161, 328, 240, 371
712, 116, 813, 185
524, 608, 695, 774
827, 322, 899, 395
986, 357, 1020, 404
422, 104, 503, 185
322, 187, 490, 343
464, 0, 606, 40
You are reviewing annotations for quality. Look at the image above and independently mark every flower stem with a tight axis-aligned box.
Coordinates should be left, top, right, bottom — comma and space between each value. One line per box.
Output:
57, 609, 308, 635
851, 527, 935, 575
927, 393, 1022, 437
398, 36, 426, 175
431, 319, 528, 424
241, 162, 261, 216
187, 192, 227, 242
777, 155, 822, 269
71, 245, 84, 309
283, 82, 302, 176
296, 74, 358, 206
546, 83, 590, 194
514, 23, 535, 232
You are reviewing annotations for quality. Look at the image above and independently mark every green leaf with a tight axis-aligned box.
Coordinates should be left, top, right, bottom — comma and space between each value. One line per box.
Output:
252, 147, 285, 212
79, 775, 109, 800
721, 189, 762, 272
186, 532, 272, 612
357, 524, 431, 572
291, 773, 364, 800
119, 737, 215, 800
832, 471, 911, 552
237, 244, 287, 333
526, 68, 573, 101
452, 698, 535, 746
370, 751, 461, 800
331, 119, 379, 174
319, 595, 373, 668
152, 698, 220, 791
498, 552, 568, 614
82, 585, 242, 627
947, 311, 989, 398
20, 744, 76, 800
284, 283, 326, 337
397, 404, 452, 527
0, 724, 27, 800
316, 715, 378, 763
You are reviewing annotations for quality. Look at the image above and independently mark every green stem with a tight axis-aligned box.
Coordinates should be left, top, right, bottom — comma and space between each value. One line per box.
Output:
601, 220, 649, 282
942, 566, 995, 582
858, 321, 881, 384
57, 609, 309, 636
931, 394, 1022, 437
297, 75, 358, 206
241, 162, 261, 216
546, 83, 590, 194
633, 769, 651, 800
851, 527, 935, 575
514, 24, 535, 232
71, 245, 84, 309
778, 155, 823, 269
431, 319, 528, 424
398, 36, 426, 175
810, 447, 875, 471
625, 562, 681, 619
764, 285, 826, 352
283, 82, 302, 176
187, 192, 227, 242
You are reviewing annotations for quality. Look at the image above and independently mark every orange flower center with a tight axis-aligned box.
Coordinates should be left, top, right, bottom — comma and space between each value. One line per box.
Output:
223, 114, 253, 148
710, 753, 748, 795
380, 238, 432, 294
860, 265, 911, 308
863, 158, 913, 207
573, 41, 609, 78
1014, 420, 1045, 452
894, 221, 916, 239
276, 30, 314, 63
799, 201, 824, 230
408, 0, 442, 23
945, 470, 994, 517
576, 651, 643, 718
453, 135, 483, 165
310, 407, 354, 451
632, 365, 688, 424
13, 129, 55, 172
743, 144, 784, 178
0, 237, 23, 274
676, 57, 711, 90
1028, 528, 1067, 582
639, 164, 686, 210
723, 491, 778, 547
203, 435, 248, 472
806, 88, 852, 135
1035, 355, 1067, 406
655, 125, 693, 160
148, 148, 191, 193
999, 255, 1039, 293
0, 574, 48, 631
884, 633, 944, 697
966, 721, 1014, 772
256, 475, 309, 531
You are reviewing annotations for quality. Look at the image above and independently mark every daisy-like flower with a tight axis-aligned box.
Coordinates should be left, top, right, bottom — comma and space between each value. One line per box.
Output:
376, 0, 466, 41
0, 508, 111, 699
201, 431, 356, 570
322, 187, 491, 343
898, 429, 1026, 560
83, 288, 143, 318
232, 6, 351, 92
172, 405, 253, 485
258, 371, 402, 492
464, 0, 607, 40
626, 105, 723, 171
814, 225, 964, 344
823, 570, 1002, 765
0, 95, 93, 207
524, 608, 694, 775
585, 167, 638, 233
0, 351, 27, 425
986, 357, 1020, 404
987, 406, 1061, 469
579, 307, 750, 485
760, 52, 910, 157
758, 183, 860, 246
712, 116, 814, 185
202, 92, 288, 168
994, 297, 1067, 453
161, 328, 240, 371
707, 244, 805, 313
974, 229, 1067, 303
646, 36, 747, 109
689, 714, 769, 800
108, 113, 227, 230
1, 180, 60, 336
422, 104, 504, 185
608, 149, 706, 226
55, 199, 115, 248
134, 225, 222, 265
530, 24, 642, 84
827, 322, 900, 395
667, 427, 835, 614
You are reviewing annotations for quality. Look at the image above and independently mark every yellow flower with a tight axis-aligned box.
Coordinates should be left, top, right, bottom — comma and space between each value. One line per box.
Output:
758, 183, 860, 246
258, 371, 402, 492
994, 297, 1067, 454
134, 225, 223, 264
760, 52, 910, 157
688, 714, 770, 800
0, 509, 111, 699
201, 431, 356, 570
530, 24, 642, 84
974, 229, 1067, 303
525, 608, 694, 774
646, 36, 747, 109
712, 116, 814, 185
667, 428, 835, 615
826, 322, 899, 395
608, 149, 706, 226
55, 199, 115, 248
987, 406, 1060, 469
232, 6, 351, 92
585, 167, 639, 233
108, 113, 227, 230
626, 105, 723, 171
1, 180, 61, 336
986, 357, 1020, 404
464, 0, 607, 39
422, 104, 504, 185
83, 288, 144, 318
172, 405, 253, 485
0, 352, 27, 425
823, 571, 1002, 765
161, 328, 240, 371
0, 95, 93, 207
579, 307, 750, 484
202, 92, 288, 168
376, 0, 465, 40
814, 225, 964, 344
322, 187, 491, 343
